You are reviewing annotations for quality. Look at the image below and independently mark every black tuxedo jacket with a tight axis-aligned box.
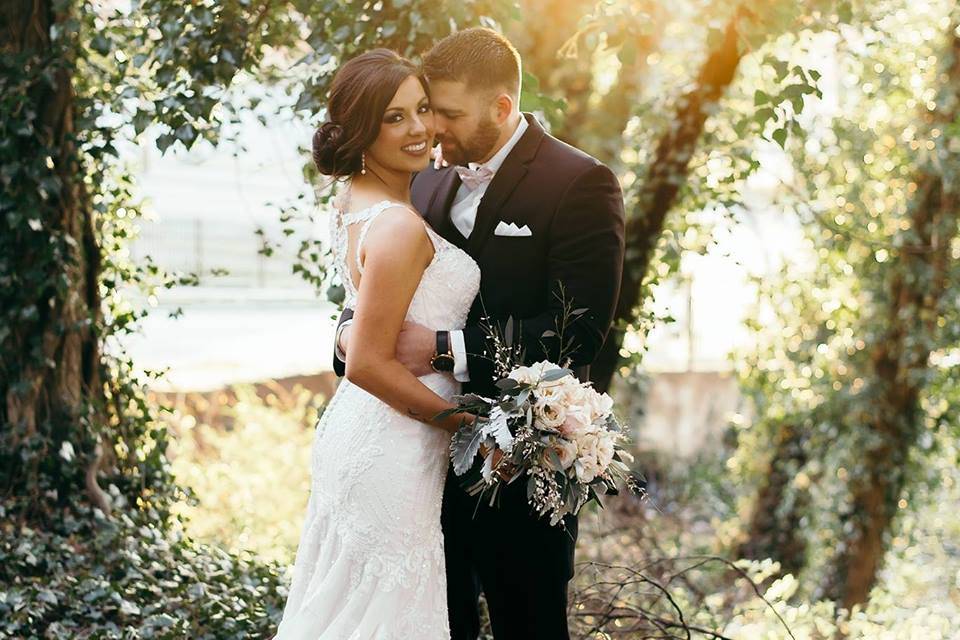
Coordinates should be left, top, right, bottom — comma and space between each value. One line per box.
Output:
332, 113, 625, 398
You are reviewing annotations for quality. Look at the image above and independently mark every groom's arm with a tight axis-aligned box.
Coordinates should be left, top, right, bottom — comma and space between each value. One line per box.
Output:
331, 307, 354, 377
461, 163, 625, 381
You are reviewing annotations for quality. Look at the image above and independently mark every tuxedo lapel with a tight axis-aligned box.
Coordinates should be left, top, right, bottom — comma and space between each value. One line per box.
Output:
466, 114, 546, 257
426, 167, 467, 247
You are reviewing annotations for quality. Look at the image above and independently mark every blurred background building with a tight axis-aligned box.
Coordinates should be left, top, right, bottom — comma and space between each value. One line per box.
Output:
121, 86, 804, 458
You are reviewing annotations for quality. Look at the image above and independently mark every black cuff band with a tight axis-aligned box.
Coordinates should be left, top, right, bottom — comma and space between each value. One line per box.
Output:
436, 330, 450, 357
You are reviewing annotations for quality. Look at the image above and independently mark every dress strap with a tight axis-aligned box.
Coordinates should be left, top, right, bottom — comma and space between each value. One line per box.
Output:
342, 200, 399, 226
418, 219, 447, 255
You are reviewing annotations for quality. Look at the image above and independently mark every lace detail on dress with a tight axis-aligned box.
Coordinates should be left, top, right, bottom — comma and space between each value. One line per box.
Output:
274, 195, 481, 640
330, 199, 404, 305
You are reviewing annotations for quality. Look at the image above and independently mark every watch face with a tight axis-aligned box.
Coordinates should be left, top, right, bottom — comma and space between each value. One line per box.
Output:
432, 354, 455, 372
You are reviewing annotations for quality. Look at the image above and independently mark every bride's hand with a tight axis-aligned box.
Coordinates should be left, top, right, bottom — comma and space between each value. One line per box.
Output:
479, 444, 514, 480
396, 321, 436, 377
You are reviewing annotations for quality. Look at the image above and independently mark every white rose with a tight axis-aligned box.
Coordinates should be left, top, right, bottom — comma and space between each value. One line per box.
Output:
535, 399, 566, 429
577, 432, 599, 459
596, 430, 616, 471
574, 453, 601, 483
574, 433, 602, 481
590, 392, 614, 422
531, 360, 564, 373
508, 365, 537, 384
530, 360, 569, 388
510, 361, 564, 385
553, 376, 583, 397
536, 383, 569, 407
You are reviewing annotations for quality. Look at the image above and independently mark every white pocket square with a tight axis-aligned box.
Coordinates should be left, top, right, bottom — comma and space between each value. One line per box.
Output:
494, 221, 533, 237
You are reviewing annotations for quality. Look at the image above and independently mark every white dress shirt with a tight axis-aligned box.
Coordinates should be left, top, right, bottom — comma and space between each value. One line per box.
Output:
449, 116, 529, 238
447, 116, 528, 381
337, 116, 530, 383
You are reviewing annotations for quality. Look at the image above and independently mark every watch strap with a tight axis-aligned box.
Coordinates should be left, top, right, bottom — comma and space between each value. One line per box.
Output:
436, 330, 450, 358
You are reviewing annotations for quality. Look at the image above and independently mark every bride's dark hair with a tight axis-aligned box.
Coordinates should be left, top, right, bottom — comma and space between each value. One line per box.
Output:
313, 49, 426, 178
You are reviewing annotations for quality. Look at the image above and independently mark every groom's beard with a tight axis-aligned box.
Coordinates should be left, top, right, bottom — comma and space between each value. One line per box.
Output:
439, 115, 500, 166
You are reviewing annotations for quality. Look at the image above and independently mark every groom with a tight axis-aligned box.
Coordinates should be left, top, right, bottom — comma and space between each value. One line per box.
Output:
333, 28, 625, 640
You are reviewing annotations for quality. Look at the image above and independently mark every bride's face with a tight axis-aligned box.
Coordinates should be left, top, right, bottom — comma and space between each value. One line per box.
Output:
366, 75, 435, 174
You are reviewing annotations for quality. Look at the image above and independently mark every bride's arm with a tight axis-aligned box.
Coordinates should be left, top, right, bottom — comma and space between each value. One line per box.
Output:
344, 208, 465, 434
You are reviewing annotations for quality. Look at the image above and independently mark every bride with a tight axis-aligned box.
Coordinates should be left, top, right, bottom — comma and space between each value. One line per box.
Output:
272, 49, 480, 639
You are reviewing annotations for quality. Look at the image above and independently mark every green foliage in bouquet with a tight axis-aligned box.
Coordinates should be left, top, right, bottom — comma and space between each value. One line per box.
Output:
444, 297, 645, 526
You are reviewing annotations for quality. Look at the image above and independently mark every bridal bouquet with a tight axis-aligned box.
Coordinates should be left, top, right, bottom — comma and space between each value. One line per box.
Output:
443, 357, 638, 527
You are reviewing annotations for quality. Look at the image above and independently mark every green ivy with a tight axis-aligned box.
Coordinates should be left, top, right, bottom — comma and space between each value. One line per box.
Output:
2, 0, 516, 635
0, 501, 287, 639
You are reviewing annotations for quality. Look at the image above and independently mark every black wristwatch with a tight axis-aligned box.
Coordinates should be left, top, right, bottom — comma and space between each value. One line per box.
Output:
430, 331, 455, 373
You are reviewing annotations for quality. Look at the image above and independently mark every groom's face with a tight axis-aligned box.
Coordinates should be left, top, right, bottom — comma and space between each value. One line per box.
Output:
428, 80, 501, 166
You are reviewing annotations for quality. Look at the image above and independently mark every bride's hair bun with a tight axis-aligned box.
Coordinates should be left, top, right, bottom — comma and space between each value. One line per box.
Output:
312, 122, 354, 177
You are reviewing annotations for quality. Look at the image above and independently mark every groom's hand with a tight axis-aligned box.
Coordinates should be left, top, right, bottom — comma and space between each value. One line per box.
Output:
396, 321, 435, 377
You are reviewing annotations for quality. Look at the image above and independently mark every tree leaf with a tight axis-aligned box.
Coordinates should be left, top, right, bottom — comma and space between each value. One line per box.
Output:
772, 127, 788, 149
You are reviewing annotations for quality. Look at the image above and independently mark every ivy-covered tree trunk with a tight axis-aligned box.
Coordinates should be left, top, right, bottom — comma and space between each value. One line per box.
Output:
829, 27, 960, 608
0, 1, 110, 516
737, 22, 960, 608
736, 422, 809, 577
590, 9, 747, 393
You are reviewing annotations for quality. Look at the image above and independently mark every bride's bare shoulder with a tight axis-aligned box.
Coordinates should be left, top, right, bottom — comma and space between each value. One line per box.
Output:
362, 205, 431, 256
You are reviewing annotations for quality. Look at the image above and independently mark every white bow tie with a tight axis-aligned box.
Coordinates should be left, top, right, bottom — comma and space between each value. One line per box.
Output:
455, 165, 494, 190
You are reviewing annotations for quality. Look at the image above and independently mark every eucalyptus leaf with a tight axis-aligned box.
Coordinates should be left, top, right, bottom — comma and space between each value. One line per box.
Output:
541, 368, 573, 382
482, 407, 515, 453
450, 420, 484, 476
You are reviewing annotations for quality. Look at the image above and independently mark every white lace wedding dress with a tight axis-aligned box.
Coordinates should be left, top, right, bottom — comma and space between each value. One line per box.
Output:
273, 200, 480, 640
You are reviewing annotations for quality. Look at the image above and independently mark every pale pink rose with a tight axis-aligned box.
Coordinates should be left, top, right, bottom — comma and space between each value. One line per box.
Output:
557, 375, 584, 396
557, 415, 581, 438
558, 409, 592, 438
557, 438, 578, 469
565, 383, 596, 414
543, 436, 578, 470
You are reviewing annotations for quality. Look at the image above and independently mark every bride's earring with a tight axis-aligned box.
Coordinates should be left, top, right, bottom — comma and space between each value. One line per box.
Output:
361, 152, 366, 175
